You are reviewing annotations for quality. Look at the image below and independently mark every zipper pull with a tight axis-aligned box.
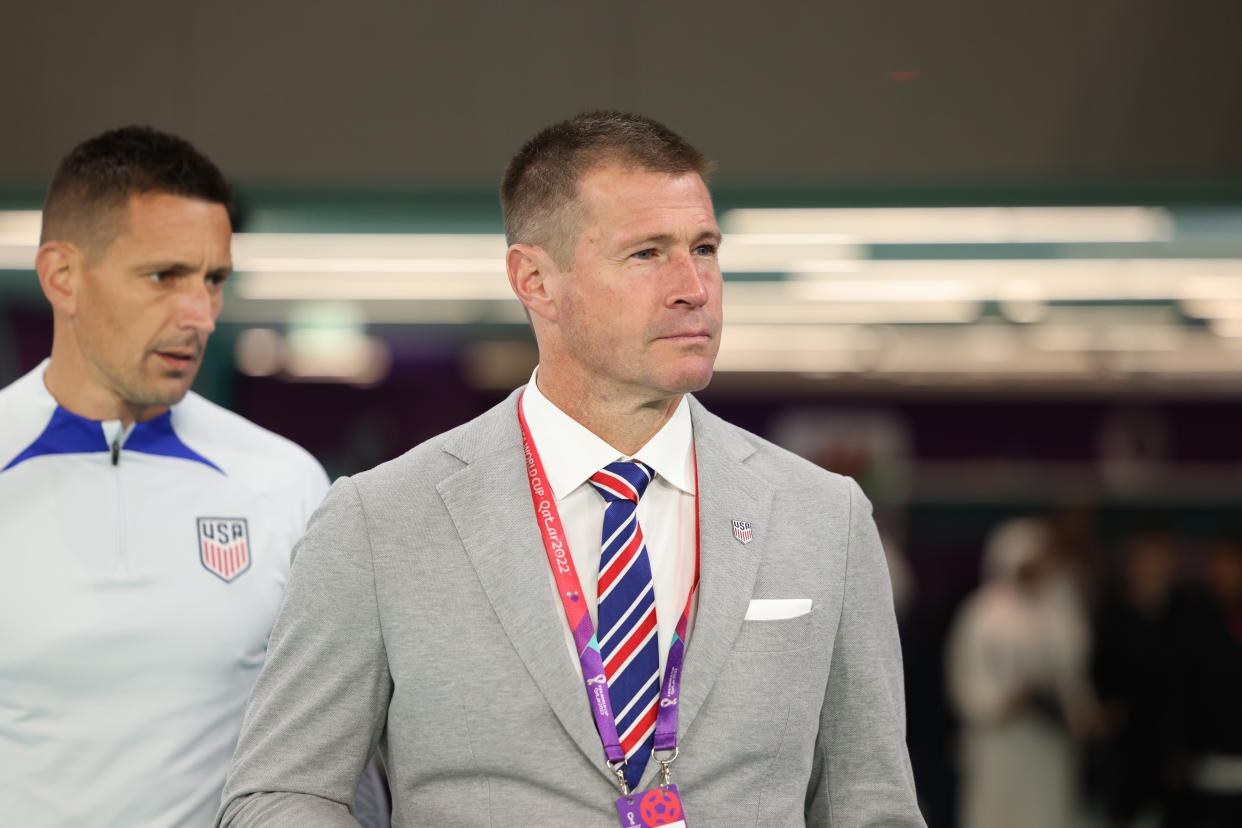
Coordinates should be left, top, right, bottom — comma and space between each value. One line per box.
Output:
111, 439, 120, 466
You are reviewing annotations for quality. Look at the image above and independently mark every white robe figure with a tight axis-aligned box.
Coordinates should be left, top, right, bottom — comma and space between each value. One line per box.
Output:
947, 518, 1095, 828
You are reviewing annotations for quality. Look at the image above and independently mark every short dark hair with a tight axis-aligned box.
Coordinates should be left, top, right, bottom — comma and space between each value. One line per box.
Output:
40, 125, 233, 257
500, 110, 711, 265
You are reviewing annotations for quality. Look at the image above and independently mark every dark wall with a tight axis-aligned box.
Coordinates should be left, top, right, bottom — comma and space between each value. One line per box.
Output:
3, 1, 1241, 190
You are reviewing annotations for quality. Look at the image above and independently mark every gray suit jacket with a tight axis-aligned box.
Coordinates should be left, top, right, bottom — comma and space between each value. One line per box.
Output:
217, 391, 924, 827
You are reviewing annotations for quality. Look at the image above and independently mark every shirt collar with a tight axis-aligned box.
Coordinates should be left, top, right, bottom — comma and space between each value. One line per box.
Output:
520, 367, 695, 499
1, 358, 220, 474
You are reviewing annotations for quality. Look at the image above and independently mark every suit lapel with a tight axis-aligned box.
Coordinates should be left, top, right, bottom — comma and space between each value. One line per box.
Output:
436, 393, 615, 783
674, 399, 773, 746
437, 392, 773, 789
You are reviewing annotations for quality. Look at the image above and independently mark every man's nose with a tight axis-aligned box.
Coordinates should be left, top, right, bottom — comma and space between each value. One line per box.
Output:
179, 279, 219, 333
668, 252, 711, 307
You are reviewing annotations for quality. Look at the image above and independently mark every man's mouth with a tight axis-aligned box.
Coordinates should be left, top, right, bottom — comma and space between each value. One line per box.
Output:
154, 350, 199, 371
660, 329, 713, 342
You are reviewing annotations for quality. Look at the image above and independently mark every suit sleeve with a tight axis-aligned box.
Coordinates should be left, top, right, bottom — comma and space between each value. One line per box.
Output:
217, 477, 392, 827
805, 478, 925, 827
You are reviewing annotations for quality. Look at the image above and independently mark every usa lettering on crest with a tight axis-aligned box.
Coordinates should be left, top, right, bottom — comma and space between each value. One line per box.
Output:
197, 517, 251, 582
732, 519, 753, 544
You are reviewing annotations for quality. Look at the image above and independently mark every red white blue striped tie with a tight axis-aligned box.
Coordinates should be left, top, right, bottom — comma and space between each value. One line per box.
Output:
589, 460, 660, 790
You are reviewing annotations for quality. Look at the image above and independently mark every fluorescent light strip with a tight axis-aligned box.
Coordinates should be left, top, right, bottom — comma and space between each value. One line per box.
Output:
235, 232, 863, 277
0, 244, 36, 269
234, 271, 512, 301
0, 211, 41, 234
220, 299, 530, 325
1183, 299, 1242, 320
0, 207, 1179, 246
221, 256, 1242, 313
231, 232, 508, 259
715, 324, 1235, 374
720, 206, 1174, 243
795, 259, 1242, 303
240, 257, 501, 273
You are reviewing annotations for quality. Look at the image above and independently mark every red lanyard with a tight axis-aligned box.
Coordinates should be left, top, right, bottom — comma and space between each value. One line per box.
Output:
518, 394, 700, 783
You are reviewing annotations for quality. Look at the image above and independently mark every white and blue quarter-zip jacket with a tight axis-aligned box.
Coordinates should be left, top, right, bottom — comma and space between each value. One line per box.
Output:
0, 359, 330, 827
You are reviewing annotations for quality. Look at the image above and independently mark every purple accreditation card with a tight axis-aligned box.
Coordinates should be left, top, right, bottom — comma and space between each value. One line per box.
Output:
615, 784, 688, 828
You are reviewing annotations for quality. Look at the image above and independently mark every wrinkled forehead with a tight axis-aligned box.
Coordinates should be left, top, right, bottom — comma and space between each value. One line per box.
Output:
96, 192, 232, 265
581, 167, 715, 239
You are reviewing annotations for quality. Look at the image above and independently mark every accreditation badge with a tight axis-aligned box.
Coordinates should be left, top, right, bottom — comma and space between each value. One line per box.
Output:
615, 784, 687, 827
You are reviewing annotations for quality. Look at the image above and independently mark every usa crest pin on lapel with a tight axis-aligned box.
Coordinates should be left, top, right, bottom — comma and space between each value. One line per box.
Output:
732, 519, 753, 544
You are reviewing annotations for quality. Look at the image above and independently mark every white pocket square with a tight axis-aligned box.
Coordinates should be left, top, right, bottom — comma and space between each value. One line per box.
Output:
744, 598, 813, 621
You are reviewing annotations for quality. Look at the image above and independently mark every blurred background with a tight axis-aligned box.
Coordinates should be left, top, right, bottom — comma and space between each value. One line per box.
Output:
3, 2, 1242, 825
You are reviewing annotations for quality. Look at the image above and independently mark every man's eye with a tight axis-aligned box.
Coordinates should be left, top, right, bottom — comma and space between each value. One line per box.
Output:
147, 271, 169, 282
694, 244, 718, 256
632, 248, 657, 260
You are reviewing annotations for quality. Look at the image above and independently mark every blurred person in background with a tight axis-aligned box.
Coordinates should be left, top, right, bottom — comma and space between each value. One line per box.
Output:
1090, 528, 1183, 828
0, 127, 347, 826
1167, 536, 1242, 827
947, 517, 1097, 828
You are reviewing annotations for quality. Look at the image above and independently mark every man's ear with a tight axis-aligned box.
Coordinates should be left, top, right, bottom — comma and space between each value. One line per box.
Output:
35, 241, 81, 316
507, 243, 561, 323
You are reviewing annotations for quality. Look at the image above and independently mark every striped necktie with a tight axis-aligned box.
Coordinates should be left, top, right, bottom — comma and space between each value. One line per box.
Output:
589, 460, 660, 790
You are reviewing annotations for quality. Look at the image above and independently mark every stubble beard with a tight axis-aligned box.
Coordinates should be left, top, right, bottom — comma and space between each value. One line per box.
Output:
117, 348, 202, 409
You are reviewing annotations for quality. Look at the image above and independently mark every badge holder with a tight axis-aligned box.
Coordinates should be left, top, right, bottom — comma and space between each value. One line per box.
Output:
519, 402, 696, 828
614, 748, 687, 828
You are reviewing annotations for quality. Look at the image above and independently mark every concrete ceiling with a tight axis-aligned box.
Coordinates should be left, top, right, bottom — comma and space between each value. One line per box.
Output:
2, 0, 1240, 191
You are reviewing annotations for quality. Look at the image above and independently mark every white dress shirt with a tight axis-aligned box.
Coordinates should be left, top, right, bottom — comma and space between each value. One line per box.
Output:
521, 369, 698, 682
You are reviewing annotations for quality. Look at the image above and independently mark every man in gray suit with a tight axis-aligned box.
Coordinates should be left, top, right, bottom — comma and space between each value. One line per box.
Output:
218, 111, 923, 827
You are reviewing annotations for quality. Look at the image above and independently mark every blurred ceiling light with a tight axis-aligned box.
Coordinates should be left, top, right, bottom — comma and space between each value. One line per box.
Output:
240, 257, 500, 273
1181, 298, 1242, 320
1032, 323, 1185, 352
719, 206, 1173, 243
0, 210, 41, 238
964, 324, 1020, 362
719, 236, 861, 273
442, 325, 1237, 379
714, 324, 1078, 375
783, 259, 866, 274
1180, 274, 1242, 298
236, 230, 863, 277
723, 324, 861, 351
1051, 305, 1181, 323
0, 211, 42, 269
716, 325, 893, 373
723, 299, 980, 325
234, 271, 511, 301
234, 328, 285, 377
1101, 325, 1185, 352
231, 232, 507, 261
229, 254, 1242, 311
283, 332, 390, 386
998, 278, 1048, 323
1031, 325, 1095, 352
280, 304, 391, 385
1178, 275, 1242, 321
728, 233, 856, 245
792, 259, 1242, 302
790, 278, 975, 302
219, 298, 529, 326
715, 347, 860, 373
1209, 318, 1242, 338
0, 245, 33, 270
0, 211, 40, 269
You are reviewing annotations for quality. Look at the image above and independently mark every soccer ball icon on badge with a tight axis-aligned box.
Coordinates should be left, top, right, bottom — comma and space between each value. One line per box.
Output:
638, 787, 684, 827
